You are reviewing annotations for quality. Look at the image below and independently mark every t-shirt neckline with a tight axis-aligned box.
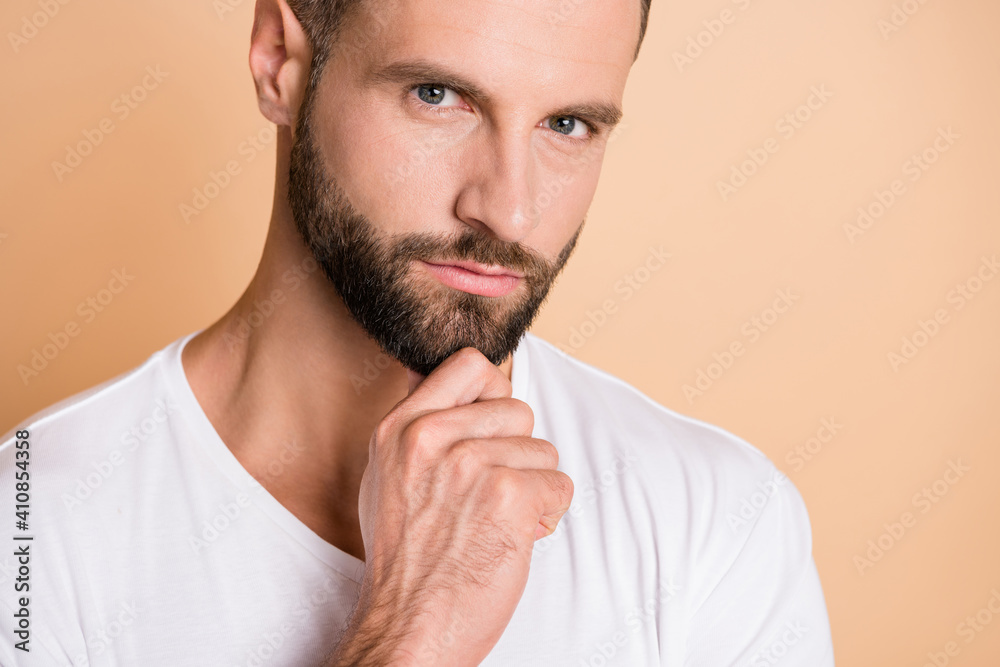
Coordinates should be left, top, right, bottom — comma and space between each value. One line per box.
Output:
163, 328, 531, 583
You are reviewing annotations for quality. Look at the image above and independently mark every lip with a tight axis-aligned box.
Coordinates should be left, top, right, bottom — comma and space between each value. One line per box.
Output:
418, 260, 523, 297
424, 259, 523, 278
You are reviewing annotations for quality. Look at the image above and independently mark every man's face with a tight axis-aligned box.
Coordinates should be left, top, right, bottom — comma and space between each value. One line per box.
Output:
286, 0, 638, 376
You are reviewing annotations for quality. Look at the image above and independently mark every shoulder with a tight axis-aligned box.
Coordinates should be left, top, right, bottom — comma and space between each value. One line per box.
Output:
0, 339, 186, 662
521, 332, 786, 493
0, 336, 183, 487
521, 331, 815, 577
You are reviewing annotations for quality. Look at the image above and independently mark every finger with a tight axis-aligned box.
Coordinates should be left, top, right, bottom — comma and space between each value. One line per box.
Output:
535, 509, 568, 541
507, 469, 575, 540
417, 398, 534, 443
405, 347, 513, 411
447, 436, 558, 471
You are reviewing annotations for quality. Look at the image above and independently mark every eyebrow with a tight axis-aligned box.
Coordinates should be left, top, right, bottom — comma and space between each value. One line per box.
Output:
361, 58, 623, 132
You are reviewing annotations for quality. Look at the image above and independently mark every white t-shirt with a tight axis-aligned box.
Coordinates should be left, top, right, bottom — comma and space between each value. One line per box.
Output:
0, 330, 835, 666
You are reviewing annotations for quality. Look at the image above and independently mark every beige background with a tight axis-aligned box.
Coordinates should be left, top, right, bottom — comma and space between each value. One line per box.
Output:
2, 0, 999, 664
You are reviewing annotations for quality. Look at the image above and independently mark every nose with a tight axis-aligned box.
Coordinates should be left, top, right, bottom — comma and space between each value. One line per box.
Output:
453, 130, 539, 243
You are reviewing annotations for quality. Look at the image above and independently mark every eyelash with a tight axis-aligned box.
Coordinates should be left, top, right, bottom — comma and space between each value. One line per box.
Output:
407, 84, 598, 144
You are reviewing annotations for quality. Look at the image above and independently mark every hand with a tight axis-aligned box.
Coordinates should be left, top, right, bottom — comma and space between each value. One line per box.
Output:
328, 347, 573, 666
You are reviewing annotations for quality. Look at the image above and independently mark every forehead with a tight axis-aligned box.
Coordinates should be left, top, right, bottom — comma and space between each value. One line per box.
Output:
345, 0, 638, 98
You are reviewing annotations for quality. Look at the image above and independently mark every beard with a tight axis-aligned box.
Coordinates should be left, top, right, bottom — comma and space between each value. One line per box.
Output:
285, 91, 583, 377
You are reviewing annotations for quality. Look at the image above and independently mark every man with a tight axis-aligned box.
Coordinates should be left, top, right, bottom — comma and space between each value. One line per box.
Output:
1, 0, 835, 664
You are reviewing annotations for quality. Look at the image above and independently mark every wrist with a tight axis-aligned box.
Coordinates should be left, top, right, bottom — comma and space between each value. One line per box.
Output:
330, 592, 424, 667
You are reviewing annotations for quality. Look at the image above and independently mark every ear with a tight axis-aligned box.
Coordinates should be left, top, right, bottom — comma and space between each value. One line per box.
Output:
249, 0, 312, 128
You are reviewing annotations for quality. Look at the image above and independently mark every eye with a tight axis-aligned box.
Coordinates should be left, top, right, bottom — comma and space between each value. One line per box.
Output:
410, 84, 466, 110
545, 116, 592, 141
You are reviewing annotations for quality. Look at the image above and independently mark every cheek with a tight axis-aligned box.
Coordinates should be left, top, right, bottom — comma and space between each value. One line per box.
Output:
551, 167, 599, 219
530, 132, 605, 214
323, 108, 467, 231
526, 164, 600, 257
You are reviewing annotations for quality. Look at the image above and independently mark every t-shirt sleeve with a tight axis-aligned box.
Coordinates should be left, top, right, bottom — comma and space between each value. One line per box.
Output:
0, 430, 91, 667
682, 469, 835, 666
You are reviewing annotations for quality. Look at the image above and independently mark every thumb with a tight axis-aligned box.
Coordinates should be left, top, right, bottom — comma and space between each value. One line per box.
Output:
406, 368, 426, 395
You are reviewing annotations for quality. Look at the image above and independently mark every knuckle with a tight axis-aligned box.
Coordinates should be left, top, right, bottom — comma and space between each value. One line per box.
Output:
447, 441, 483, 480
488, 468, 522, 508
552, 471, 575, 502
535, 439, 559, 469
481, 403, 506, 432
400, 413, 439, 458
372, 414, 398, 451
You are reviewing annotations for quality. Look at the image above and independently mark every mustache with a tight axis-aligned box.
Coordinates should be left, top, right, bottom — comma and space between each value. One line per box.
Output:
389, 229, 556, 280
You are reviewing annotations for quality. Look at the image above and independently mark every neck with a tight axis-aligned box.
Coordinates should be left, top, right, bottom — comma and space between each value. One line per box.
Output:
180, 130, 512, 556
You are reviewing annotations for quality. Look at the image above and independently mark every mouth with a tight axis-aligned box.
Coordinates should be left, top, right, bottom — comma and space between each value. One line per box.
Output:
417, 260, 523, 297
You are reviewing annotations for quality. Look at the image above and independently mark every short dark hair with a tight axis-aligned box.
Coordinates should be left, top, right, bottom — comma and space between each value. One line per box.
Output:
286, 0, 653, 91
